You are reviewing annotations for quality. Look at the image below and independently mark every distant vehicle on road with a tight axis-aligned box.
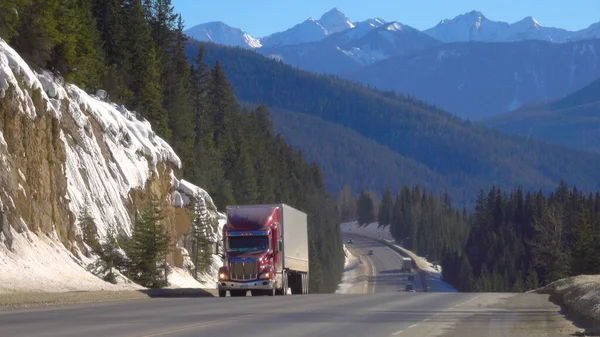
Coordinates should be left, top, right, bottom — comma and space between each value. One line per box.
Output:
408, 275, 415, 282
401, 257, 412, 273
347, 239, 354, 244
368, 250, 374, 255
405, 284, 415, 292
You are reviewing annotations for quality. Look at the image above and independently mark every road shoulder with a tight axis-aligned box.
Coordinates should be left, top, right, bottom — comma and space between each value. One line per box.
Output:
339, 246, 373, 294
0, 288, 217, 311
400, 293, 587, 337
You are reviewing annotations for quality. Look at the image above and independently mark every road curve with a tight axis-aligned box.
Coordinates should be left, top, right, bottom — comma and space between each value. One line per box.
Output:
0, 236, 584, 337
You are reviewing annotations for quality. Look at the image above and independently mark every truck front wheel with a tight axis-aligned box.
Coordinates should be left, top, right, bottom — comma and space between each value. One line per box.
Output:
218, 290, 226, 297
276, 272, 288, 295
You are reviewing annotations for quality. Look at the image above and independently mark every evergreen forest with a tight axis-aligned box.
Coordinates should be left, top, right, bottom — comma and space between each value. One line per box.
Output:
344, 181, 600, 292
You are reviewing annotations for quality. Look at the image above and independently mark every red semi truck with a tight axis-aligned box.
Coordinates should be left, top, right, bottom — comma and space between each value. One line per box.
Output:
216, 204, 310, 297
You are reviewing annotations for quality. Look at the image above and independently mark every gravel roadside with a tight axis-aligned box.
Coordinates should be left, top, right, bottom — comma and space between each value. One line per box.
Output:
0, 288, 218, 311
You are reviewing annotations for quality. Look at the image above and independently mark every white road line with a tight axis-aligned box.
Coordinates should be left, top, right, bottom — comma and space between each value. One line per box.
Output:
391, 316, 435, 335
370, 256, 377, 294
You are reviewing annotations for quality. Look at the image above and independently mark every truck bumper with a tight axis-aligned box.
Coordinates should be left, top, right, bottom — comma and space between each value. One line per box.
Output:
218, 280, 275, 291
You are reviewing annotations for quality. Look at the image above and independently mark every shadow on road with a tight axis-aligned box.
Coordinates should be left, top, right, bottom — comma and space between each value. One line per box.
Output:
139, 288, 217, 298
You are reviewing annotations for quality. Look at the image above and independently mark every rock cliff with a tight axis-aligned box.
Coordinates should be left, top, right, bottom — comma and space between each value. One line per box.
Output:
0, 39, 223, 293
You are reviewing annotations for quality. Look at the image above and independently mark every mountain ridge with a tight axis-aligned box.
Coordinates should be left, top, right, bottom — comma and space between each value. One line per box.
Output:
184, 8, 600, 50
340, 38, 600, 119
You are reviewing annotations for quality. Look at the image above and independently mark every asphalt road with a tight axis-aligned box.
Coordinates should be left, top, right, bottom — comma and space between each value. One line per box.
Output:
0, 237, 584, 337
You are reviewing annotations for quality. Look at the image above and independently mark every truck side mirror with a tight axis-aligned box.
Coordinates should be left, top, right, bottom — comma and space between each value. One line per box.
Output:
211, 241, 224, 258
277, 240, 283, 253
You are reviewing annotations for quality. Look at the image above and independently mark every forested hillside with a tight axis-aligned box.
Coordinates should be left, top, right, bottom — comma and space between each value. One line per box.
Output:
0, 0, 343, 293
187, 40, 600, 207
349, 182, 600, 292
484, 78, 600, 153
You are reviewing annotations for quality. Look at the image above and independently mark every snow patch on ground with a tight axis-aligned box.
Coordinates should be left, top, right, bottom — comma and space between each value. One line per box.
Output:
0, 230, 142, 294
336, 244, 366, 294
167, 267, 205, 289
537, 275, 600, 322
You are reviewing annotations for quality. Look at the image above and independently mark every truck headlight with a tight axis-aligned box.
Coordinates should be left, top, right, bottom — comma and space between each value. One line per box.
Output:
218, 267, 228, 280
259, 272, 272, 279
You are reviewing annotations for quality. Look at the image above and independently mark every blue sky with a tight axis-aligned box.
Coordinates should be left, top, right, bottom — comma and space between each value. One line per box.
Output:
172, 0, 600, 37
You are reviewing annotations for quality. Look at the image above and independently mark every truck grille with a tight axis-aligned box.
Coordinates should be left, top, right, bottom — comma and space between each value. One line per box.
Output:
230, 261, 259, 281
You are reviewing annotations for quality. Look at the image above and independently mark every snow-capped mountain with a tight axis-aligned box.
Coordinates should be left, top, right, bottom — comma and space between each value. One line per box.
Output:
318, 7, 356, 35
342, 18, 387, 42
259, 8, 355, 48
259, 21, 441, 74
184, 21, 262, 49
423, 10, 598, 43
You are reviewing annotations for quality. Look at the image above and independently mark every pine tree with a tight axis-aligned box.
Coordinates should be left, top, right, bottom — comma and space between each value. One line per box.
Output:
378, 188, 394, 227
65, 0, 107, 90
126, 197, 172, 288
356, 189, 375, 226
570, 207, 595, 275
11, 0, 61, 68
513, 270, 524, 292
164, 15, 197, 180
209, 61, 236, 145
0, 0, 22, 41
390, 192, 405, 240
525, 265, 539, 290
234, 146, 259, 204
337, 185, 356, 223
87, 229, 123, 284
308, 233, 324, 293
188, 198, 213, 279
144, 0, 177, 65
121, 0, 170, 140
78, 203, 100, 256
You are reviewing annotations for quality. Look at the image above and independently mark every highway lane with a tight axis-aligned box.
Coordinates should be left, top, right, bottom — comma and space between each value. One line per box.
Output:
343, 233, 423, 293
0, 235, 584, 337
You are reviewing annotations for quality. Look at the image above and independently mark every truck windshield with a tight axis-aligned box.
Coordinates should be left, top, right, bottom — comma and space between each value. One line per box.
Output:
227, 236, 269, 252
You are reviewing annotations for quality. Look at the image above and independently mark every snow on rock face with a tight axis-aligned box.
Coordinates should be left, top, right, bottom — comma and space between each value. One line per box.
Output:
0, 38, 221, 292
260, 19, 329, 49
318, 7, 355, 34
63, 85, 181, 239
170, 178, 226, 287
